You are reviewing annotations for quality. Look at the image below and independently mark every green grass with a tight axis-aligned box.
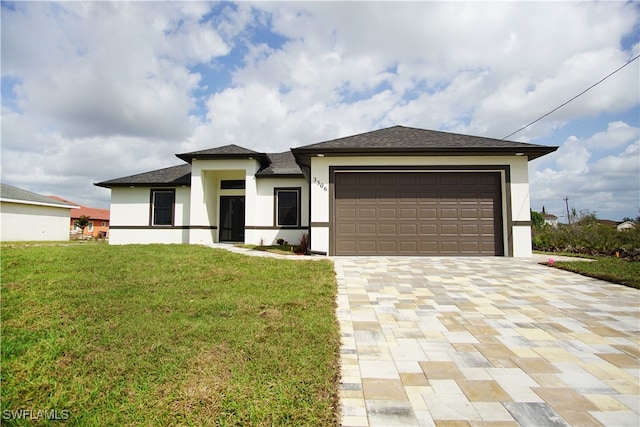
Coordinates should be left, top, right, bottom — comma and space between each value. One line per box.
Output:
552, 257, 640, 289
1, 243, 340, 426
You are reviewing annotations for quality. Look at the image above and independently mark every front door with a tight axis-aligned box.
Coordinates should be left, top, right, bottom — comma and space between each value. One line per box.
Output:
219, 196, 245, 242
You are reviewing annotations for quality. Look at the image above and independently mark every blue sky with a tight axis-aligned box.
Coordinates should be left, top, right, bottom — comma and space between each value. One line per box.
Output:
1, 1, 639, 221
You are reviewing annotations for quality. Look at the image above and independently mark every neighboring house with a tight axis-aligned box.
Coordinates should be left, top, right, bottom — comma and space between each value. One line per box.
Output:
542, 213, 558, 228
49, 196, 110, 238
0, 183, 78, 241
617, 221, 636, 232
95, 125, 557, 257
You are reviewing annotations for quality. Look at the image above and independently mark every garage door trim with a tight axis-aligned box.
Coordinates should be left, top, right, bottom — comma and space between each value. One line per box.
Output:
329, 165, 513, 256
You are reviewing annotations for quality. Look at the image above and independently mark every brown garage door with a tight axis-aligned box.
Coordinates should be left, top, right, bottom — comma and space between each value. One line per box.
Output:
334, 172, 503, 256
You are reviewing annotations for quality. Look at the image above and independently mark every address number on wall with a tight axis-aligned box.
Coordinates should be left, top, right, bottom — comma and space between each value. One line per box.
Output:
313, 177, 328, 191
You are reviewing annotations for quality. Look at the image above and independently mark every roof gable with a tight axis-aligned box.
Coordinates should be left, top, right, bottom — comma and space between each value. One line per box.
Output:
176, 144, 269, 164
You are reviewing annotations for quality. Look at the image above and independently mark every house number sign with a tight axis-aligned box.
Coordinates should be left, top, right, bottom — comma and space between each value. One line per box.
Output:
313, 177, 328, 191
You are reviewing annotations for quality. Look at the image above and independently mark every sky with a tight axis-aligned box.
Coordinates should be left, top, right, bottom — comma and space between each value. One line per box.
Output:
1, 1, 639, 222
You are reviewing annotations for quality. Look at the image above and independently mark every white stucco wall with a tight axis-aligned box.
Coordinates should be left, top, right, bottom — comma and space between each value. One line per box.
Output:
188, 158, 261, 245
108, 186, 190, 245
308, 155, 533, 257
0, 201, 72, 241
245, 177, 309, 246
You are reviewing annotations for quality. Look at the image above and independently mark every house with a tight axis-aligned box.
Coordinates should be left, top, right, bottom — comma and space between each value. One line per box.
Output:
95, 125, 557, 257
0, 183, 78, 241
542, 213, 558, 228
617, 220, 636, 232
49, 196, 110, 238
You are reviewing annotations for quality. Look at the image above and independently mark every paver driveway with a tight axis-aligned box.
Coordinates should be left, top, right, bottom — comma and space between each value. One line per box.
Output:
333, 257, 640, 427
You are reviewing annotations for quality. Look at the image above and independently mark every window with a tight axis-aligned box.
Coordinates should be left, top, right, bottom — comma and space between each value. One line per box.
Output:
101, 221, 106, 227
275, 188, 300, 227
151, 190, 175, 226
221, 180, 245, 189
88, 222, 93, 232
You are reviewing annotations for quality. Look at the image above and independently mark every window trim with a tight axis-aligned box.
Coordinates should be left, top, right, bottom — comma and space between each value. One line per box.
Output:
274, 187, 301, 228
149, 189, 176, 226
220, 180, 246, 190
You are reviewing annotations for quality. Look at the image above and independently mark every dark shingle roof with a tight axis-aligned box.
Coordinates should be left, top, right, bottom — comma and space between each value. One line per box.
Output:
95, 149, 302, 188
176, 144, 270, 164
0, 183, 76, 208
94, 164, 192, 188
292, 125, 557, 160
257, 152, 303, 176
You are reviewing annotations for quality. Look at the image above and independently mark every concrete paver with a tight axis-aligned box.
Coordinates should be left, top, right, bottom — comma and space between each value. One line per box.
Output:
333, 257, 640, 427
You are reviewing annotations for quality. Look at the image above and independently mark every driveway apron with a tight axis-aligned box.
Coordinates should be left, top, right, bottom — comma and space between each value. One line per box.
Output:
333, 257, 640, 427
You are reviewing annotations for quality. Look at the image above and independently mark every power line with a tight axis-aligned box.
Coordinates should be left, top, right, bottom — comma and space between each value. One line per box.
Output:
502, 53, 640, 140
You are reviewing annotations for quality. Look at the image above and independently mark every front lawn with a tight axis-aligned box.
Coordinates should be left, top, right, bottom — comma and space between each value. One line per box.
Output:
1, 244, 340, 426
551, 257, 640, 289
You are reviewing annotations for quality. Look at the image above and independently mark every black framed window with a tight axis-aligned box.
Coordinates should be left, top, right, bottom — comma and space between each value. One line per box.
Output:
275, 188, 300, 227
220, 180, 245, 189
150, 189, 175, 226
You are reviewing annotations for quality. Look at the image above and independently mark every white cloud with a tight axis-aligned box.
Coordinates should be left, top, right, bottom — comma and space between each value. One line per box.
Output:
1, 0, 638, 218
2, 1, 229, 140
530, 122, 640, 220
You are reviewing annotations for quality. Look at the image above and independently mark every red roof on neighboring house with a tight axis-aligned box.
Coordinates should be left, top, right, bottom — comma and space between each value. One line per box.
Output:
49, 196, 110, 220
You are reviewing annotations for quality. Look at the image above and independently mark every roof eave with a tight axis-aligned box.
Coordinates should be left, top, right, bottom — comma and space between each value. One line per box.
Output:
94, 181, 191, 189
292, 146, 558, 161
176, 152, 271, 166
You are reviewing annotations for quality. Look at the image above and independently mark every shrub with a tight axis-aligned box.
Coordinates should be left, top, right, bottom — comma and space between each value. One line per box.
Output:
532, 220, 640, 260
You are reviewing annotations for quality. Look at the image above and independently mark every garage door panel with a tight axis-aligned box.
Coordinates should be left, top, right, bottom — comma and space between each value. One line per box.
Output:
420, 241, 439, 252
379, 224, 397, 235
376, 192, 397, 203
461, 242, 480, 253
440, 208, 458, 219
358, 208, 376, 219
338, 207, 356, 219
357, 240, 377, 252
420, 208, 437, 219
357, 175, 378, 186
334, 172, 503, 256
399, 208, 417, 219
358, 223, 377, 235
461, 208, 480, 218
420, 224, 438, 235
378, 175, 398, 186
461, 224, 479, 235
399, 224, 417, 235
378, 241, 398, 252
399, 241, 418, 252
440, 224, 459, 235
337, 223, 356, 234
379, 208, 397, 218
481, 208, 495, 218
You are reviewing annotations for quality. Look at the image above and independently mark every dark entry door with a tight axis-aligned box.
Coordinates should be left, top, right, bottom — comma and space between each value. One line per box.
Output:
219, 196, 245, 242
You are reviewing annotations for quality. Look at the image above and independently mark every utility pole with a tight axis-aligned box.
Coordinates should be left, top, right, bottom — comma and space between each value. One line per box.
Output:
564, 197, 571, 225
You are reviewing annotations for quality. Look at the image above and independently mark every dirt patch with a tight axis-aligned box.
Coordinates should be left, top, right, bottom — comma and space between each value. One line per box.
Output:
168, 345, 238, 419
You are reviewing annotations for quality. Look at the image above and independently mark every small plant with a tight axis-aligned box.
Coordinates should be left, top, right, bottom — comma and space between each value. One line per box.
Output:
297, 233, 309, 254
276, 238, 287, 245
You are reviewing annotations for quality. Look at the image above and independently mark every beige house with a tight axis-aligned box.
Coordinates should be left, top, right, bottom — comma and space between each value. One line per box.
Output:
96, 126, 557, 257
1, 183, 78, 241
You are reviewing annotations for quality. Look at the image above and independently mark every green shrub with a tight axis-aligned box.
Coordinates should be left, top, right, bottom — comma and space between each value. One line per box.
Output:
532, 220, 640, 260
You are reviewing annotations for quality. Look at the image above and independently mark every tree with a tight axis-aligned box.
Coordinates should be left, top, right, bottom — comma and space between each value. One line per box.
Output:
531, 210, 545, 229
74, 215, 91, 238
